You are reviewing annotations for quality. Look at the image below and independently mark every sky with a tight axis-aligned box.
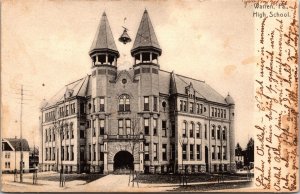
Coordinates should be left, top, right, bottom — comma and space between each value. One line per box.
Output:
2, 0, 255, 149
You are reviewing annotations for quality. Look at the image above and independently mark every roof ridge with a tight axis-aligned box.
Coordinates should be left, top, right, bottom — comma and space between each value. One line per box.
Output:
175, 73, 205, 83
66, 77, 85, 86
76, 75, 89, 96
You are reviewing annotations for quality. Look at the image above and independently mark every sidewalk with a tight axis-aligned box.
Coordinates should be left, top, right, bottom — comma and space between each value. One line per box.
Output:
1, 173, 253, 192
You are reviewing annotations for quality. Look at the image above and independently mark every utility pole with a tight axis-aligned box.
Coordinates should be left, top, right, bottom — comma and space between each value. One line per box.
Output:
20, 85, 24, 183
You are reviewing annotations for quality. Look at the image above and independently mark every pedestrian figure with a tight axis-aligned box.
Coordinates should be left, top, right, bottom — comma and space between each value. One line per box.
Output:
32, 165, 38, 184
59, 168, 64, 187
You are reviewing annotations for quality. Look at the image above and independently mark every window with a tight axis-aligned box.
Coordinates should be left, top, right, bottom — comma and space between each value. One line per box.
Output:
218, 108, 220, 117
218, 146, 221, 159
205, 124, 207, 139
212, 145, 215, 160
66, 128, 69, 139
144, 119, 149, 135
214, 108, 217, 117
119, 95, 130, 112
223, 146, 227, 159
223, 127, 226, 140
153, 119, 157, 136
70, 124, 74, 139
93, 144, 96, 161
62, 128, 64, 139
162, 144, 167, 161
153, 96, 158, 111
70, 103, 76, 114
212, 107, 214, 117
211, 125, 215, 139
49, 148, 52, 160
180, 100, 183, 111
92, 120, 96, 137
100, 119, 105, 135
196, 103, 200, 114
89, 145, 91, 161
190, 144, 194, 160
118, 120, 124, 135
183, 101, 187, 112
196, 123, 201, 138
80, 103, 85, 114
45, 129, 48, 142
182, 121, 187, 137
189, 122, 194, 138
197, 144, 201, 160
153, 143, 158, 160
144, 97, 149, 111
162, 120, 167, 137
224, 110, 226, 118
217, 126, 221, 140
182, 144, 187, 160
93, 98, 96, 112
189, 102, 194, 113
53, 147, 56, 160
200, 104, 203, 114
99, 97, 105, 112
126, 119, 131, 135
80, 129, 85, 139
5, 162, 10, 169
87, 120, 91, 128
144, 143, 149, 161
66, 105, 69, 116
66, 146, 69, 160
45, 148, 48, 161
100, 144, 104, 161
221, 109, 223, 118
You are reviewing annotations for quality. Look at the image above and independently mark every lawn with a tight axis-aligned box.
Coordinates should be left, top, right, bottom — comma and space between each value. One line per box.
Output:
136, 173, 250, 184
24, 173, 105, 184
170, 181, 253, 192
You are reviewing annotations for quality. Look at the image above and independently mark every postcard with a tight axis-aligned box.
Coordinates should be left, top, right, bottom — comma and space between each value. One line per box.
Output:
1, 0, 298, 192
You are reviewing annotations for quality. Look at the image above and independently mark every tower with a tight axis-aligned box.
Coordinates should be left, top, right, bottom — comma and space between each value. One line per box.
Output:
131, 9, 162, 174
89, 12, 119, 173
225, 94, 236, 172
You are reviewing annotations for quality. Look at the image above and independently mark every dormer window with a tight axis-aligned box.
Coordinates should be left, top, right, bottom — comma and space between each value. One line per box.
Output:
119, 94, 130, 112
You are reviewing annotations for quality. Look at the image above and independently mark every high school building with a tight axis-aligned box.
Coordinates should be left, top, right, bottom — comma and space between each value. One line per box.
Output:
39, 10, 236, 174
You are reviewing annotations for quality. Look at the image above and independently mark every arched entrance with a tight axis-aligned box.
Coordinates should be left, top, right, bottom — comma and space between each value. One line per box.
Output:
113, 151, 134, 172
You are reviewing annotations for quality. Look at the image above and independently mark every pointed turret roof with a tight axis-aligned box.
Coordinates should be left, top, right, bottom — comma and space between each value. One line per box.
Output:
89, 12, 119, 57
131, 10, 161, 56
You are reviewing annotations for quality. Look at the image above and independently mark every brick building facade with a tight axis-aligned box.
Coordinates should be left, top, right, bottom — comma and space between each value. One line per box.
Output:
39, 10, 236, 174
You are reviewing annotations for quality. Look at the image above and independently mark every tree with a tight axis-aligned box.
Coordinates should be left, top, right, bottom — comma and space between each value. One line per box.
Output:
235, 143, 243, 156
235, 143, 243, 169
245, 138, 254, 166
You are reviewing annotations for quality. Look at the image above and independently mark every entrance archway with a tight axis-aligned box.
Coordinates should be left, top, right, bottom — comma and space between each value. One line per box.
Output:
113, 151, 134, 172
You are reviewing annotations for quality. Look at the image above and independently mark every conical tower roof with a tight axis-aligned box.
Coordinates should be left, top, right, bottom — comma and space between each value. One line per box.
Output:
131, 10, 161, 56
89, 12, 119, 57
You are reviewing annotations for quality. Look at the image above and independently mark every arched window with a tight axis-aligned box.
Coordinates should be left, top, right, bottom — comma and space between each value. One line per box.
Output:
222, 127, 227, 140
182, 121, 187, 137
196, 123, 201, 138
217, 126, 221, 140
190, 122, 194, 138
211, 125, 215, 139
119, 94, 130, 112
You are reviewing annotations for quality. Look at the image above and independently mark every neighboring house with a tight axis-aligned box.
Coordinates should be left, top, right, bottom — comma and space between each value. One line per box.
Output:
2, 138, 30, 173
39, 10, 235, 174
